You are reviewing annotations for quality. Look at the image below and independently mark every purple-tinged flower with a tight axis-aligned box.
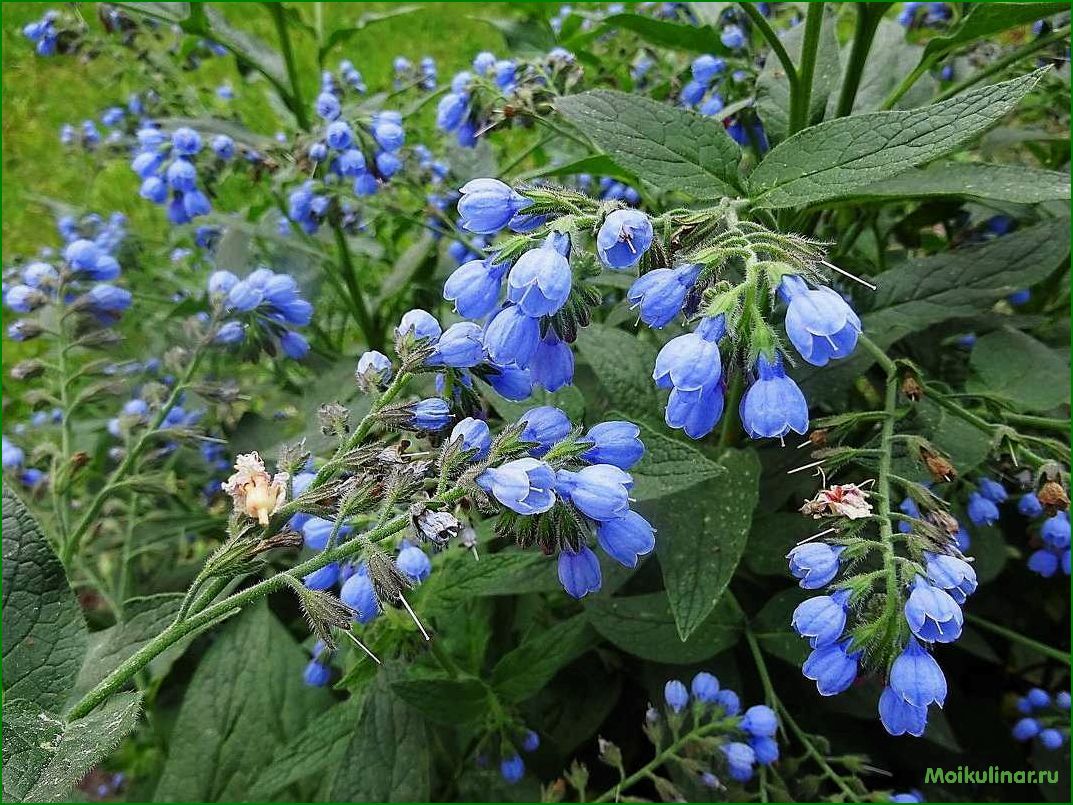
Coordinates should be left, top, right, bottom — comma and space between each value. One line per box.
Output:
580, 421, 643, 470
596, 510, 655, 567
787, 542, 844, 589
477, 458, 556, 515
557, 545, 602, 598
740, 354, 808, 440
521, 729, 539, 753
596, 209, 653, 269
500, 754, 524, 784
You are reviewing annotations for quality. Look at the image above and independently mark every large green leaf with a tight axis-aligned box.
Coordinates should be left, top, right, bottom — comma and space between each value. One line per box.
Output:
921, 3, 1068, 62
391, 676, 492, 726
2, 693, 142, 803
969, 328, 1071, 412
626, 418, 727, 502
748, 69, 1046, 209
248, 697, 364, 801
576, 324, 660, 420
594, 13, 730, 54
490, 616, 593, 703
838, 161, 1071, 205
755, 8, 841, 144
433, 550, 561, 603
329, 666, 430, 802
801, 221, 1071, 403
2, 485, 87, 714
153, 604, 331, 801
555, 90, 743, 198
752, 587, 812, 666
318, 6, 422, 62
643, 449, 760, 640
586, 592, 743, 663
71, 594, 186, 702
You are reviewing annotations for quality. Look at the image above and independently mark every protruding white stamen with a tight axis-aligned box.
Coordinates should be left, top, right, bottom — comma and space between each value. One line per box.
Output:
342, 628, 382, 664
788, 459, 825, 475
821, 259, 877, 291
795, 527, 838, 547
399, 594, 430, 641
624, 234, 637, 254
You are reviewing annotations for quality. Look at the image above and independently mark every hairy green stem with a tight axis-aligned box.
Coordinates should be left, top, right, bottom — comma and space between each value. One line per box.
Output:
966, 614, 1070, 666
776, 701, 858, 799
789, 3, 825, 135
934, 25, 1069, 102
834, 4, 882, 117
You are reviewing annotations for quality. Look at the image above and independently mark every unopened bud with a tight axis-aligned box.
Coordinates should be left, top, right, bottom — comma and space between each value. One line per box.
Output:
808, 429, 829, 447
7, 320, 44, 341
318, 402, 351, 436
10, 360, 46, 380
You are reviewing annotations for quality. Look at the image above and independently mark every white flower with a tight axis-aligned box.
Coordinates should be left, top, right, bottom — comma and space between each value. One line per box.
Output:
222, 452, 289, 525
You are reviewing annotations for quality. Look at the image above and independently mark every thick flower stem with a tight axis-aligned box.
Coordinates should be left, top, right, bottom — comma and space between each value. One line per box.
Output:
67, 483, 470, 722
834, 3, 883, 117
789, 3, 825, 135
740, 2, 797, 90
267, 3, 311, 132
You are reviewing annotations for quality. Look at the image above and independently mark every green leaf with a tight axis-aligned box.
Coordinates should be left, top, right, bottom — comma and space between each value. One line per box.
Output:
154, 116, 275, 150
969, 328, 1071, 412
433, 550, 560, 603
329, 666, 430, 802
586, 592, 743, 663
801, 221, 1071, 403
153, 604, 331, 801
752, 587, 812, 666
921, 3, 1068, 62
576, 324, 660, 420
2, 485, 87, 714
914, 398, 991, 476
595, 13, 730, 54
71, 594, 186, 703
755, 8, 841, 144
248, 697, 364, 801
490, 616, 593, 703
318, 6, 422, 62
748, 69, 1047, 210
469, 14, 556, 55
391, 676, 492, 726
520, 154, 638, 185
555, 90, 743, 198
107, 2, 191, 23
849, 19, 938, 113
744, 512, 806, 576
839, 162, 1071, 204
628, 419, 728, 502
2, 693, 142, 803
645, 449, 760, 640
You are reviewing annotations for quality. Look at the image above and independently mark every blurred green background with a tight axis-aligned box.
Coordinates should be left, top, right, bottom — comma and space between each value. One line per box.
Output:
1, 2, 524, 258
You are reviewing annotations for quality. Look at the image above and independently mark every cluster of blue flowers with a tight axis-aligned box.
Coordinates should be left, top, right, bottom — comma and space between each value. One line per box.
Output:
788, 522, 977, 737
680, 53, 728, 116
131, 125, 231, 224
660, 672, 779, 786
1011, 688, 1070, 751
897, 2, 952, 28
1017, 491, 1071, 578
489, 728, 540, 784
392, 55, 438, 91
22, 9, 60, 56
2, 435, 45, 490
206, 267, 314, 359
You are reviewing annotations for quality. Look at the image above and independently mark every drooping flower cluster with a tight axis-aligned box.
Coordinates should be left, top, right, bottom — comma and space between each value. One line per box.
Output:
206, 267, 314, 359
790, 479, 978, 738
897, 2, 953, 29
22, 9, 61, 56
1017, 487, 1071, 578
1011, 688, 1070, 751
131, 125, 230, 224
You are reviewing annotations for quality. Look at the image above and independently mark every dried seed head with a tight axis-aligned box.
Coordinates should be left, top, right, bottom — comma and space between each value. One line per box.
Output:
1037, 480, 1070, 513
901, 374, 924, 402
409, 503, 461, 546
921, 447, 957, 483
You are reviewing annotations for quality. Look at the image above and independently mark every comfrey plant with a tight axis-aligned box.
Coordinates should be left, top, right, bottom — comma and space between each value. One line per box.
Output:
1011, 689, 1071, 752
552, 672, 780, 801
